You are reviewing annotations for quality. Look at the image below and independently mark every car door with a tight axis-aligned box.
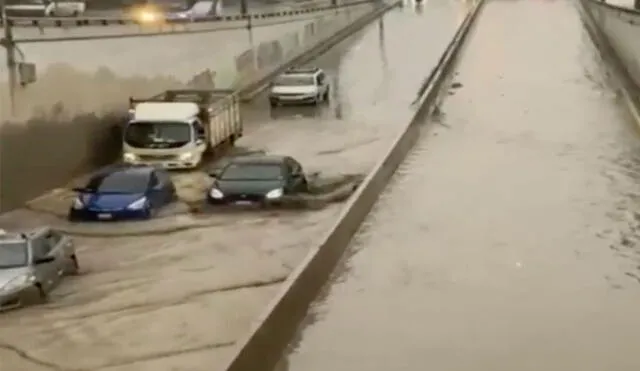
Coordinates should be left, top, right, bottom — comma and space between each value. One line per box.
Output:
147, 173, 163, 208
317, 72, 327, 96
286, 158, 305, 193
30, 235, 58, 292
43, 230, 67, 287
153, 169, 175, 205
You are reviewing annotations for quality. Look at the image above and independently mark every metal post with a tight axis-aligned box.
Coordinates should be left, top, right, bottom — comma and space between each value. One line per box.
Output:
1, 5, 17, 117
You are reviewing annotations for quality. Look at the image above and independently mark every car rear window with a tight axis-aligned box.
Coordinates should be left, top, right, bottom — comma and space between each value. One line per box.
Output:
220, 163, 283, 181
86, 171, 149, 194
274, 75, 315, 86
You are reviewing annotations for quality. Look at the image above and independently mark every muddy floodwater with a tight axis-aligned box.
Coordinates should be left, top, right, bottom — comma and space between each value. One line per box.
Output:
0, 2, 465, 370
281, 1, 640, 371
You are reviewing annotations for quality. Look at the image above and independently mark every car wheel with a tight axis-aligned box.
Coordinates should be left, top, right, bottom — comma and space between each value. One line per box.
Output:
66, 255, 80, 275
270, 100, 278, 108
25, 284, 48, 306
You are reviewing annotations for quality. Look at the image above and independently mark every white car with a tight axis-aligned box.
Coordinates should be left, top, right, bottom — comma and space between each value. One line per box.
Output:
269, 67, 331, 107
4, 0, 86, 18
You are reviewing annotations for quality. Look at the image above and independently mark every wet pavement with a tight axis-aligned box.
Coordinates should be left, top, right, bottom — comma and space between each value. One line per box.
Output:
0, 1, 468, 370
281, 1, 640, 371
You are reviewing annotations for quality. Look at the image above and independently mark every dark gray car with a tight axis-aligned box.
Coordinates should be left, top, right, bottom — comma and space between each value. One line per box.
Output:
0, 227, 79, 311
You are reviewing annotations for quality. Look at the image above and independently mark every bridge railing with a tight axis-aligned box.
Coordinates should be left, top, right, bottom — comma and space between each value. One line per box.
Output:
1, 0, 371, 28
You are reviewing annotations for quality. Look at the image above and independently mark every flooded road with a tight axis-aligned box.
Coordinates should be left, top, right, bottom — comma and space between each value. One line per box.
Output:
281, 1, 640, 370
0, 2, 468, 371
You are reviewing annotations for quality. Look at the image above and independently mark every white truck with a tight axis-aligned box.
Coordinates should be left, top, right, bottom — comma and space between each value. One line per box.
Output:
123, 89, 242, 169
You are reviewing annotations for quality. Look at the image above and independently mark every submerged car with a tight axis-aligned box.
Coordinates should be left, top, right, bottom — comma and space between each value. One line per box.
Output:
68, 165, 177, 221
269, 67, 330, 107
207, 155, 308, 205
0, 227, 78, 311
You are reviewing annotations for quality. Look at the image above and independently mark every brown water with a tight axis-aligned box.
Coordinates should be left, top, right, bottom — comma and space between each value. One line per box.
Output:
0, 3, 469, 370
280, 0, 640, 370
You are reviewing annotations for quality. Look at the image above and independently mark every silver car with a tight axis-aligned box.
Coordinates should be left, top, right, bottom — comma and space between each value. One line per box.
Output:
0, 227, 79, 311
269, 67, 330, 107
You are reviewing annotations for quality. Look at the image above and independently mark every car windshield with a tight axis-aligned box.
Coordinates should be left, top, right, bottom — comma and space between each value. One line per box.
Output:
84, 171, 149, 194
220, 163, 283, 181
274, 75, 315, 86
124, 121, 192, 149
0, 241, 28, 269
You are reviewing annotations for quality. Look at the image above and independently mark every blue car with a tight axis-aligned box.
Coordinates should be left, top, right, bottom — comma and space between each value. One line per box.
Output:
68, 165, 177, 221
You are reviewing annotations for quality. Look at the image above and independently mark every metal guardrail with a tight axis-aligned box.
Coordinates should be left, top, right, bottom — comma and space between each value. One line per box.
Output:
0, 0, 372, 28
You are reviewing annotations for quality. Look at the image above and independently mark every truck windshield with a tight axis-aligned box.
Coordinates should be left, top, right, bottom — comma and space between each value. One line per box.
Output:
0, 241, 28, 269
124, 122, 192, 149
274, 75, 315, 86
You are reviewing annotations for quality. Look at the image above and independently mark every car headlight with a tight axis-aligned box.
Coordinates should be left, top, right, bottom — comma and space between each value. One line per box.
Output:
209, 188, 224, 199
123, 153, 137, 162
2, 274, 35, 292
179, 152, 194, 161
265, 188, 283, 199
127, 197, 148, 210
72, 197, 84, 210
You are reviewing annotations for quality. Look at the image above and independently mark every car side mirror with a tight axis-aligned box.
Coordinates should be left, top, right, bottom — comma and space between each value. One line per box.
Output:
34, 256, 55, 265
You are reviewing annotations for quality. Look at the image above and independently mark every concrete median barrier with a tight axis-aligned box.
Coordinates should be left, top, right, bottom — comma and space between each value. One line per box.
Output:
218, 1, 487, 370
0, 1, 382, 213
579, 0, 640, 128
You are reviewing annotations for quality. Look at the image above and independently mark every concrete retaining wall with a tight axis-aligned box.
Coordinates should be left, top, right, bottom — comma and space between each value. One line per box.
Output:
0, 2, 376, 212
581, 0, 640, 89
218, 1, 486, 371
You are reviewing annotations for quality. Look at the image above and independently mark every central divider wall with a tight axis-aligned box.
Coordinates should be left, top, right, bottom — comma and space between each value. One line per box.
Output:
0, 1, 380, 213
219, 0, 487, 370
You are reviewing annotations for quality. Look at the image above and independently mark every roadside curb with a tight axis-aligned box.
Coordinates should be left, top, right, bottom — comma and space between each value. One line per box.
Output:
238, 0, 402, 101
579, 0, 640, 131
219, 1, 487, 371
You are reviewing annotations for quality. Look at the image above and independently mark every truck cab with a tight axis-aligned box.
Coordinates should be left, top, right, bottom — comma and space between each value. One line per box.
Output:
123, 102, 208, 169
124, 89, 242, 170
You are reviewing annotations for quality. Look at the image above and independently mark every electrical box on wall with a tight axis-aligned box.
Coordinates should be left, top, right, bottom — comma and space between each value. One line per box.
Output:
18, 62, 36, 86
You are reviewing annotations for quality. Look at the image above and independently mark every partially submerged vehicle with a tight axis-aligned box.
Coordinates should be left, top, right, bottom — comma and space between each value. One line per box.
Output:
124, 89, 243, 169
207, 155, 309, 206
0, 227, 78, 311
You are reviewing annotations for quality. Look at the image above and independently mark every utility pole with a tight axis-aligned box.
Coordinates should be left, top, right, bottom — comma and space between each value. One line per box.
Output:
240, 0, 248, 17
1, 4, 17, 117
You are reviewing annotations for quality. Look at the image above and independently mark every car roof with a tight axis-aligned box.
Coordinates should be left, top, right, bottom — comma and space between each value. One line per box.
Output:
229, 155, 288, 165
0, 229, 28, 242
